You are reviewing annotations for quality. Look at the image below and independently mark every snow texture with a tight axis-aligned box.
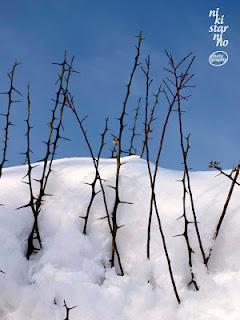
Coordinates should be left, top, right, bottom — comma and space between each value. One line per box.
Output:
0, 156, 239, 319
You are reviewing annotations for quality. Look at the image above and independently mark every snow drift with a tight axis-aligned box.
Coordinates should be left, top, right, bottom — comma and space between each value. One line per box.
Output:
0, 156, 239, 319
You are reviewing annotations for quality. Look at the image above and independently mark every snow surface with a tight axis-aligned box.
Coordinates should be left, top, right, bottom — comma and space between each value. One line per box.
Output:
0, 156, 239, 319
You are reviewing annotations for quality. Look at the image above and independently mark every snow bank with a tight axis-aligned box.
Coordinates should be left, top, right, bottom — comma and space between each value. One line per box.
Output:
0, 156, 239, 319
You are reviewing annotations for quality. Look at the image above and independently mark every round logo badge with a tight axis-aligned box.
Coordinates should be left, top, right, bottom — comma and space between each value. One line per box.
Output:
209, 51, 228, 67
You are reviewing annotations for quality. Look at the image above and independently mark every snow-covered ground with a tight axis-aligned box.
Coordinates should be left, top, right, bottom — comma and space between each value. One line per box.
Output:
0, 156, 239, 319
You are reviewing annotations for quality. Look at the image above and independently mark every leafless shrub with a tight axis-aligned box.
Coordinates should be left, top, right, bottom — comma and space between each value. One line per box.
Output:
69, 95, 124, 275
128, 97, 141, 156
18, 53, 74, 259
142, 54, 181, 304
165, 51, 207, 267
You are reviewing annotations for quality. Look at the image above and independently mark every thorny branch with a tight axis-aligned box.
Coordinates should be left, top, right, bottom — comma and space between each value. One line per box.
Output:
142, 55, 181, 304
140, 82, 161, 158
208, 161, 240, 186
206, 162, 240, 265
69, 95, 124, 275
81, 117, 109, 235
0, 62, 21, 179
146, 51, 194, 262
170, 52, 207, 266
128, 97, 141, 156
110, 31, 143, 271
18, 53, 74, 259
176, 135, 199, 291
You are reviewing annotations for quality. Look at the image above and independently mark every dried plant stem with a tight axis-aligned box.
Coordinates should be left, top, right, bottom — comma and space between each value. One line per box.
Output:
18, 53, 74, 259
110, 31, 143, 270
206, 163, 240, 265
140, 83, 161, 159
0, 62, 21, 178
170, 52, 207, 266
176, 135, 199, 291
142, 55, 181, 304
63, 300, 77, 320
128, 97, 141, 156
82, 118, 109, 235
69, 96, 124, 275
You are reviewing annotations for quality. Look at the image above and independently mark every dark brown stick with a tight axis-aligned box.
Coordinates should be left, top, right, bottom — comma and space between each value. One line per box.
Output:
206, 163, 240, 265
176, 135, 199, 291
82, 118, 109, 235
147, 51, 189, 260
69, 96, 124, 275
63, 300, 77, 320
171, 53, 207, 266
128, 97, 141, 156
140, 83, 161, 159
18, 53, 74, 259
0, 62, 21, 178
142, 56, 181, 304
208, 161, 240, 186
110, 31, 143, 269
110, 137, 118, 158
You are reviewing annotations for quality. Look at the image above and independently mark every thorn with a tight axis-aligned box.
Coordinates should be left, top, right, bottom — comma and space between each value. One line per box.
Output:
97, 215, 108, 220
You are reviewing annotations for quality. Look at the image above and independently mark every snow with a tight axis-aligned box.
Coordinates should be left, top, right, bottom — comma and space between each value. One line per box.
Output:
0, 156, 239, 319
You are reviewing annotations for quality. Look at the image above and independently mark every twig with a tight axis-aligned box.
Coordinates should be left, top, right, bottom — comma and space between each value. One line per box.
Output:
176, 135, 199, 291
208, 161, 240, 186
128, 97, 141, 156
69, 95, 124, 275
110, 135, 118, 158
142, 55, 181, 304
146, 51, 192, 261
63, 300, 77, 320
0, 62, 21, 178
18, 53, 74, 259
140, 84, 161, 158
171, 52, 207, 266
110, 31, 143, 270
82, 118, 109, 235
206, 162, 240, 265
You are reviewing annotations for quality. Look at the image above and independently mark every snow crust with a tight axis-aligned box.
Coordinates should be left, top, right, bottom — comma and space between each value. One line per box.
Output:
0, 156, 239, 319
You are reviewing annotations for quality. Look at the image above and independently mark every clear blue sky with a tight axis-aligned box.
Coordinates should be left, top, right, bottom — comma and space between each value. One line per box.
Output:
0, 0, 239, 170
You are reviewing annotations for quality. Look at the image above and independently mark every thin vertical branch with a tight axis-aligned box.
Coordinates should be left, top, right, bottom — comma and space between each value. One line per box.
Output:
128, 97, 141, 156
69, 96, 124, 275
142, 56, 181, 304
140, 55, 153, 161
146, 51, 187, 261
82, 118, 109, 235
18, 53, 74, 259
40, 55, 74, 197
20, 85, 40, 257
176, 135, 199, 291
145, 52, 196, 302
172, 54, 207, 266
110, 135, 118, 158
140, 84, 161, 158
110, 31, 143, 270
0, 62, 21, 178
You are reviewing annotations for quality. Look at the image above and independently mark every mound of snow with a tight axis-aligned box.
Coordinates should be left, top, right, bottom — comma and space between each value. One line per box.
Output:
0, 156, 239, 319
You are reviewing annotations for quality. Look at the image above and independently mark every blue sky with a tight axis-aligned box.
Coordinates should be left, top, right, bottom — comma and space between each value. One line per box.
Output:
0, 0, 239, 170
